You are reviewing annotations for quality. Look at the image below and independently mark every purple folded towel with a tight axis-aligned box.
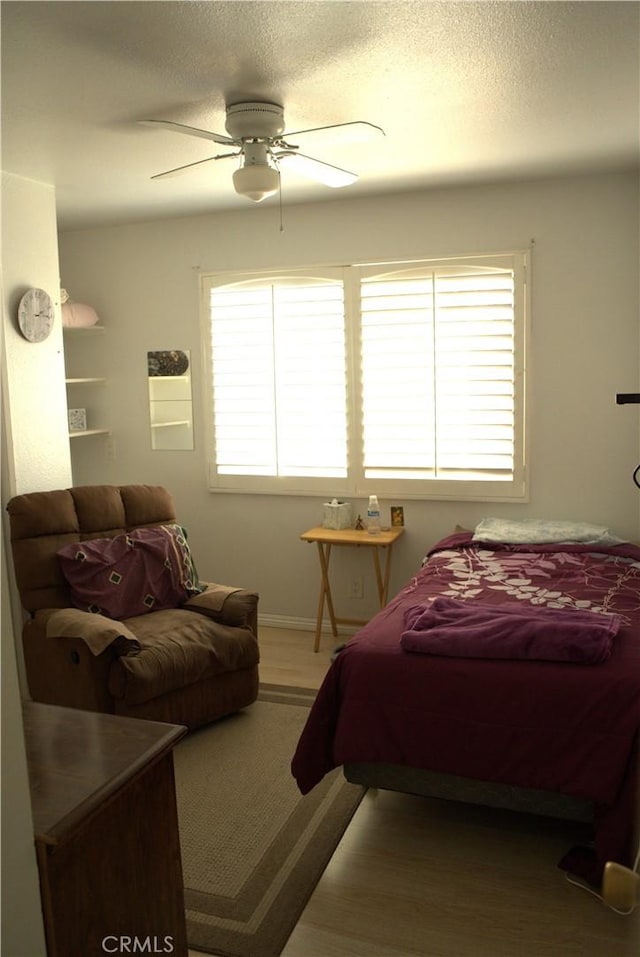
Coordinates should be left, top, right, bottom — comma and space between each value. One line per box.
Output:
401, 597, 619, 663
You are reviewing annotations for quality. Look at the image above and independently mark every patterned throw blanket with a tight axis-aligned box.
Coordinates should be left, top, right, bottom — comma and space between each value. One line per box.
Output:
401, 596, 620, 663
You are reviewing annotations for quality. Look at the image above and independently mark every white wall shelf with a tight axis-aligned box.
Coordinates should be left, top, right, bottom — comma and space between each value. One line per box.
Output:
63, 325, 106, 335
68, 428, 112, 439
63, 326, 111, 478
150, 420, 190, 429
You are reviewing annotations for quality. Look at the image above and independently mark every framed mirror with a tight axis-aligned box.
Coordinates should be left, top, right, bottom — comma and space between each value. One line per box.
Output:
147, 350, 194, 450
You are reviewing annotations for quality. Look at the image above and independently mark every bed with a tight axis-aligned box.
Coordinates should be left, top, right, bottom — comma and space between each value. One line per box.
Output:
291, 521, 640, 885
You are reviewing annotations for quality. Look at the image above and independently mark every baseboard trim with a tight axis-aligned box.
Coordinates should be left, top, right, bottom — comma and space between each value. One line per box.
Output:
258, 613, 359, 636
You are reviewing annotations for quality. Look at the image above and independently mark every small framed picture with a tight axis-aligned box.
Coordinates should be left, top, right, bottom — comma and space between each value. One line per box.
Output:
390, 506, 404, 527
68, 408, 87, 432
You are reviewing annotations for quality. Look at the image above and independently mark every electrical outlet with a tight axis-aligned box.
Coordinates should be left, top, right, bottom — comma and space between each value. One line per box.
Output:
348, 577, 364, 599
105, 436, 116, 461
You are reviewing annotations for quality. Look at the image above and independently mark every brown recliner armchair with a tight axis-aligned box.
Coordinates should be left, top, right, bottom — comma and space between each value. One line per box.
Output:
6, 484, 259, 729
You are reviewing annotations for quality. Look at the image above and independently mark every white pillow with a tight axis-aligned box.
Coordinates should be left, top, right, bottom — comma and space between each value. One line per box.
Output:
472, 517, 624, 546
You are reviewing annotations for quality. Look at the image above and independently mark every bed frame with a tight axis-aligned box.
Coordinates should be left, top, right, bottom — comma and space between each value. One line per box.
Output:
344, 762, 594, 822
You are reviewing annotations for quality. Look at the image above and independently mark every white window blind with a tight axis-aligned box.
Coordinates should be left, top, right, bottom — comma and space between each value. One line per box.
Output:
202, 252, 528, 500
359, 258, 519, 486
206, 271, 348, 490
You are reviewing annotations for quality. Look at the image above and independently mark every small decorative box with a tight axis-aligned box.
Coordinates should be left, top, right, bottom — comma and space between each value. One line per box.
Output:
322, 501, 353, 530
68, 408, 87, 432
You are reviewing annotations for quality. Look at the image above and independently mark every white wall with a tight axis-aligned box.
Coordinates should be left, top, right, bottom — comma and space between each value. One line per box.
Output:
58, 172, 640, 624
2, 173, 72, 495
0, 530, 47, 957
1, 171, 63, 956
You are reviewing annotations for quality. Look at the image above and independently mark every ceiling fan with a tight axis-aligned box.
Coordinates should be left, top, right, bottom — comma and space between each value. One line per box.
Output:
142, 101, 384, 202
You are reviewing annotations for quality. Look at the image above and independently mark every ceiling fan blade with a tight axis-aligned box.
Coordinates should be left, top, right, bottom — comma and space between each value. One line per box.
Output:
277, 152, 357, 188
140, 118, 235, 145
283, 121, 385, 142
150, 153, 237, 180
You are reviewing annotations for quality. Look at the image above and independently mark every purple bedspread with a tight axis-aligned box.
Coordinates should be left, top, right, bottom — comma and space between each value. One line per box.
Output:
292, 533, 640, 884
401, 596, 619, 663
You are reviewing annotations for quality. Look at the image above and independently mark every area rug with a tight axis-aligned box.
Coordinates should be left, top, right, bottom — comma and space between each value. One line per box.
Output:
173, 684, 364, 957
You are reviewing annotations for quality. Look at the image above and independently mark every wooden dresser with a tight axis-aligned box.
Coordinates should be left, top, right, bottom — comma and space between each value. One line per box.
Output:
23, 703, 188, 957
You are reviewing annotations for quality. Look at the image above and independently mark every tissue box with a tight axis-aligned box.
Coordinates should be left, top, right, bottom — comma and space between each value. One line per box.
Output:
68, 408, 87, 432
323, 501, 353, 530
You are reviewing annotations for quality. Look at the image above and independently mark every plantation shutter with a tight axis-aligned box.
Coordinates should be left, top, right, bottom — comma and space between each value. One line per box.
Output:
202, 252, 527, 499
359, 256, 520, 484
207, 272, 348, 483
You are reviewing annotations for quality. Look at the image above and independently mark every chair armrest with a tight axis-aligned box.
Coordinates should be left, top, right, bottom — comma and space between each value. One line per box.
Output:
36, 608, 141, 657
182, 585, 259, 632
23, 615, 118, 713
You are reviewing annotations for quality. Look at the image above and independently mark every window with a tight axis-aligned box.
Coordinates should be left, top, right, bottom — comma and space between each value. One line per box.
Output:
201, 252, 529, 501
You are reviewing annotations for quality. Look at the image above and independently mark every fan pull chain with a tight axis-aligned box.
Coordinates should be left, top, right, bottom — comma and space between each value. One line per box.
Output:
278, 171, 284, 232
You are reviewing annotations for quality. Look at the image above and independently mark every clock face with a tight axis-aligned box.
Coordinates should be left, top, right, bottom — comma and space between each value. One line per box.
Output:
18, 287, 55, 342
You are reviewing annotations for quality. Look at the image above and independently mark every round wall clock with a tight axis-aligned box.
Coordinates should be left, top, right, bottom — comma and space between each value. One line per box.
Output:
17, 287, 55, 342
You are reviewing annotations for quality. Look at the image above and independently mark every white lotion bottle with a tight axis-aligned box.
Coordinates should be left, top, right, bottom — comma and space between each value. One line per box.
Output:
367, 495, 381, 535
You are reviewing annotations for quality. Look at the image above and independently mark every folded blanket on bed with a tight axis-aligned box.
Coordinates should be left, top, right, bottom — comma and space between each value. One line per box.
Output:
401, 597, 619, 663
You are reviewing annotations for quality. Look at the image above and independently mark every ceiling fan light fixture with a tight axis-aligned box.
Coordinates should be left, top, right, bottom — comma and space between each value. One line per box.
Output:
145, 101, 379, 199
232, 164, 280, 202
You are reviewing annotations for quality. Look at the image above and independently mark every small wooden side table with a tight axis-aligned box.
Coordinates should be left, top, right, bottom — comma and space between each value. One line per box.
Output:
300, 525, 405, 652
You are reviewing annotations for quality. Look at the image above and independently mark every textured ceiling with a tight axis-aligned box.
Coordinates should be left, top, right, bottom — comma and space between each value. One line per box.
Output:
2, 1, 638, 230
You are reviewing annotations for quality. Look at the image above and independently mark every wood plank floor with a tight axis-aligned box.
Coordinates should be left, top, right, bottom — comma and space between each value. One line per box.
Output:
190, 625, 639, 957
